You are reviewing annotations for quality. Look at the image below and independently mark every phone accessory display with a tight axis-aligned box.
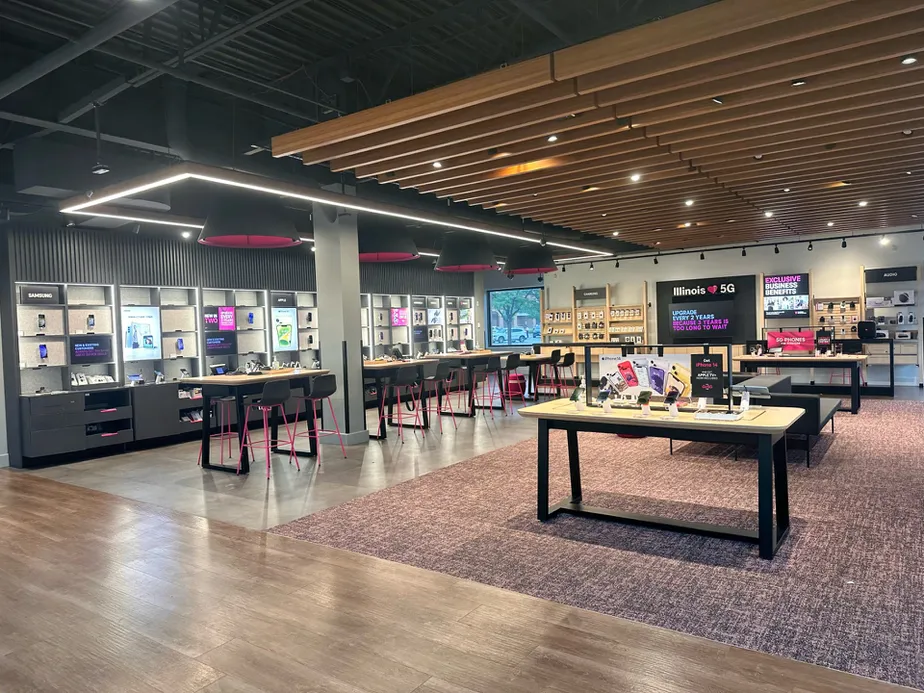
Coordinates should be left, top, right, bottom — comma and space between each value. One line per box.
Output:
37, 313, 46, 331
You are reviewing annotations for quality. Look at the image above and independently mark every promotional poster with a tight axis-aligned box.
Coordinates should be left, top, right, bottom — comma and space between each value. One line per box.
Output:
599, 354, 693, 399
691, 354, 724, 398
205, 332, 237, 356
669, 301, 734, 338
271, 307, 298, 351
71, 335, 113, 364
656, 275, 756, 343
121, 306, 162, 361
203, 306, 236, 332
390, 307, 409, 326
763, 273, 810, 318
767, 330, 815, 352
428, 308, 445, 325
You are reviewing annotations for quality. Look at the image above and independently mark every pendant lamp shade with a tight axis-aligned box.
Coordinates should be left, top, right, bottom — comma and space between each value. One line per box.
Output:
199, 200, 301, 248
435, 237, 499, 272
358, 229, 419, 262
504, 245, 558, 275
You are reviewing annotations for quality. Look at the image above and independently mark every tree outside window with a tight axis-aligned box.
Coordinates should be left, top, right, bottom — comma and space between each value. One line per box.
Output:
488, 288, 541, 346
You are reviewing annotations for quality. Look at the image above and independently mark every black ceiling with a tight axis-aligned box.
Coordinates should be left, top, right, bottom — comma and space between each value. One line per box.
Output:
0, 0, 717, 254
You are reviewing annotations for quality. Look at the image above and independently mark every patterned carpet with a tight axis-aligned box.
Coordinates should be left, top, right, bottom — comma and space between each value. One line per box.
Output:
271, 400, 924, 690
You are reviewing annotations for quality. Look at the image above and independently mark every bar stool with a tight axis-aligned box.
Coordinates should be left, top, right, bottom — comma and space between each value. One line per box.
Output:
557, 352, 577, 395
501, 353, 526, 413
290, 374, 346, 465
377, 366, 424, 442
419, 361, 457, 432
237, 380, 297, 479
536, 349, 562, 400
472, 356, 505, 417
197, 395, 236, 466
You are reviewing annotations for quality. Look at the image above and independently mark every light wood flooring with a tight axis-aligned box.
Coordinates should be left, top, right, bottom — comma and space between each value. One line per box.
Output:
0, 472, 915, 693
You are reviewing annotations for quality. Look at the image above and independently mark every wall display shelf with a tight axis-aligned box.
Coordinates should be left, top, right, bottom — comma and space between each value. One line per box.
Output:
202, 288, 269, 370
446, 296, 475, 351
296, 291, 320, 365
369, 294, 411, 357
360, 293, 372, 357
542, 283, 648, 345
411, 295, 447, 354
121, 285, 201, 385
810, 296, 862, 339
861, 265, 921, 384
542, 305, 574, 343
15, 282, 119, 395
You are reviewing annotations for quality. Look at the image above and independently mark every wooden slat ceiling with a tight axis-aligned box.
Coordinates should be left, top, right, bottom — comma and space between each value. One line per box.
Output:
272, 0, 924, 252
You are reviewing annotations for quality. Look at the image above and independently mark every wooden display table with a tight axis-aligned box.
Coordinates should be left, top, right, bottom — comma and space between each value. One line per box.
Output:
519, 398, 804, 559
183, 368, 328, 474
361, 359, 436, 440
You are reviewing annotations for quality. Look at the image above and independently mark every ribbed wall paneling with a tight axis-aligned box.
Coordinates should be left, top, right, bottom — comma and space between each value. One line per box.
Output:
360, 261, 474, 296
10, 225, 114, 285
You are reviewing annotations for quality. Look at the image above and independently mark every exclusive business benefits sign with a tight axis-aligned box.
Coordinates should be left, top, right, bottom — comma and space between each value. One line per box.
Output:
763, 273, 810, 318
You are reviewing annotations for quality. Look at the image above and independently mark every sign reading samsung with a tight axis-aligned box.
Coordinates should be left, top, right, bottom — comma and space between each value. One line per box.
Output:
19, 284, 60, 305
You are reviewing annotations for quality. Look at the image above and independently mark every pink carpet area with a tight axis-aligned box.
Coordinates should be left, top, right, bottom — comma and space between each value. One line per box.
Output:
270, 400, 924, 690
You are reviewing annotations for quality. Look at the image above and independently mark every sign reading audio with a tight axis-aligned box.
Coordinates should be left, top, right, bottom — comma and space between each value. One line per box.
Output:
656, 275, 757, 343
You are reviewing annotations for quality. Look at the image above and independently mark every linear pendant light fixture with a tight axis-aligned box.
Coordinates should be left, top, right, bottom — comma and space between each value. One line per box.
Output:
199, 199, 300, 248
435, 237, 499, 272
504, 244, 558, 275
58, 162, 609, 257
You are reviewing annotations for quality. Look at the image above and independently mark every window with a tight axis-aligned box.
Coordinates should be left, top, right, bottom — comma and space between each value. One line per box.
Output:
487, 287, 542, 347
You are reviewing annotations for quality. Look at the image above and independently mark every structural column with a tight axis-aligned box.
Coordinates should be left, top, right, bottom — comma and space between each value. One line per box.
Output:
313, 186, 368, 444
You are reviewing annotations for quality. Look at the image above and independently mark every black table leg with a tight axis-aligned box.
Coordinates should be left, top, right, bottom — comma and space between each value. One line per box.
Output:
200, 394, 211, 467
420, 382, 430, 429
305, 399, 318, 456
773, 436, 790, 542
537, 418, 549, 521
850, 361, 860, 414
758, 434, 774, 559
370, 375, 387, 440
529, 364, 539, 401
567, 429, 582, 503
236, 393, 250, 475
468, 368, 477, 416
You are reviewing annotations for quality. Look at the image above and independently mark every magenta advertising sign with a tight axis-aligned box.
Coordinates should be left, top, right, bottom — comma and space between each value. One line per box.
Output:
218, 306, 236, 331
390, 308, 409, 326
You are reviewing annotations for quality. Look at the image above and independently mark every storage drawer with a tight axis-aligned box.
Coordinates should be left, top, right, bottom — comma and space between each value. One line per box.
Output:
26, 393, 82, 417
896, 343, 918, 355
864, 344, 889, 355
895, 355, 918, 365
866, 356, 891, 366
22, 426, 85, 457
86, 428, 133, 449
84, 405, 133, 424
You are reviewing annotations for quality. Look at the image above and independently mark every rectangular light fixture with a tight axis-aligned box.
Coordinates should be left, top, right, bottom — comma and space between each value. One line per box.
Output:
60, 163, 610, 257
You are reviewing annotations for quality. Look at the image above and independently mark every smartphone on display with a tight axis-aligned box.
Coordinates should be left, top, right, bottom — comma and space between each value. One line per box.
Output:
669, 363, 692, 398
38, 344, 48, 360
37, 313, 46, 331
663, 386, 680, 406
648, 361, 666, 395
631, 359, 650, 388
609, 370, 628, 393
87, 314, 95, 329
247, 312, 254, 325
617, 360, 639, 388
176, 338, 185, 352
636, 390, 652, 406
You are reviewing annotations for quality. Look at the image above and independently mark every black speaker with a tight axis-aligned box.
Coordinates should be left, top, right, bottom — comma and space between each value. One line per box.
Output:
857, 321, 876, 339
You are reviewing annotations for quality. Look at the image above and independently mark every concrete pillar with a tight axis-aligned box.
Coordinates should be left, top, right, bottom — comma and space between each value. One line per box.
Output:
313, 189, 368, 445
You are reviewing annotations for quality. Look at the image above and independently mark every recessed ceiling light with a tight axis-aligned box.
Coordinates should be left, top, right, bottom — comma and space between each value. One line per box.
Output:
726, 219, 736, 223
684, 222, 692, 228
432, 161, 442, 169
582, 185, 600, 192
753, 154, 764, 160
902, 55, 918, 65
907, 171, 913, 175
859, 201, 868, 207
827, 221, 835, 227
601, 213, 607, 217
712, 96, 725, 104
764, 211, 774, 218
655, 241, 661, 245
902, 130, 914, 136
612, 231, 620, 236
181, 231, 191, 239
783, 188, 791, 192
791, 78, 807, 87
630, 173, 641, 182
685, 199, 694, 206
547, 134, 558, 143
880, 235, 890, 245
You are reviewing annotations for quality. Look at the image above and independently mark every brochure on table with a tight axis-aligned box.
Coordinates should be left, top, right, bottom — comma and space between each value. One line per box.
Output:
271, 306, 297, 351
599, 354, 693, 398
121, 305, 163, 361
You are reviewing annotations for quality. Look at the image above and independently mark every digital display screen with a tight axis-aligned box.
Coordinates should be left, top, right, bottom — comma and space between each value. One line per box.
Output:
763, 273, 810, 318
413, 326, 428, 342
122, 306, 162, 361
71, 335, 113, 364
203, 306, 236, 331
670, 301, 734, 338
271, 307, 297, 351
205, 332, 237, 356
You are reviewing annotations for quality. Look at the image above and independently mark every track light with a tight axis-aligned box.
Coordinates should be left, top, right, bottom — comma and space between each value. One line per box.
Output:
902, 55, 918, 65
615, 259, 620, 268
808, 241, 813, 251
653, 256, 659, 265
561, 264, 566, 273
791, 78, 807, 86
711, 96, 724, 104
700, 252, 705, 260
589, 262, 594, 271
774, 244, 780, 254
880, 235, 889, 246
841, 238, 847, 248
741, 247, 747, 257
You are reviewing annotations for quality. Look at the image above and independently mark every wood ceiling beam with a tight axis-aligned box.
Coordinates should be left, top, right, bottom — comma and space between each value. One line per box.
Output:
608, 31, 924, 118
335, 96, 605, 173
747, 175, 922, 204
558, 0, 856, 82
501, 180, 721, 215
396, 128, 648, 189
272, 55, 554, 157
714, 150, 924, 186
359, 119, 628, 181
518, 188, 732, 221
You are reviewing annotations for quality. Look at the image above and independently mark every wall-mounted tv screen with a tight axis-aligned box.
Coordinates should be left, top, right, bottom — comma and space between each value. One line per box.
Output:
763, 273, 810, 318
122, 306, 162, 361
413, 326, 428, 342
669, 301, 734, 339
205, 332, 237, 356
71, 335, 113, 364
